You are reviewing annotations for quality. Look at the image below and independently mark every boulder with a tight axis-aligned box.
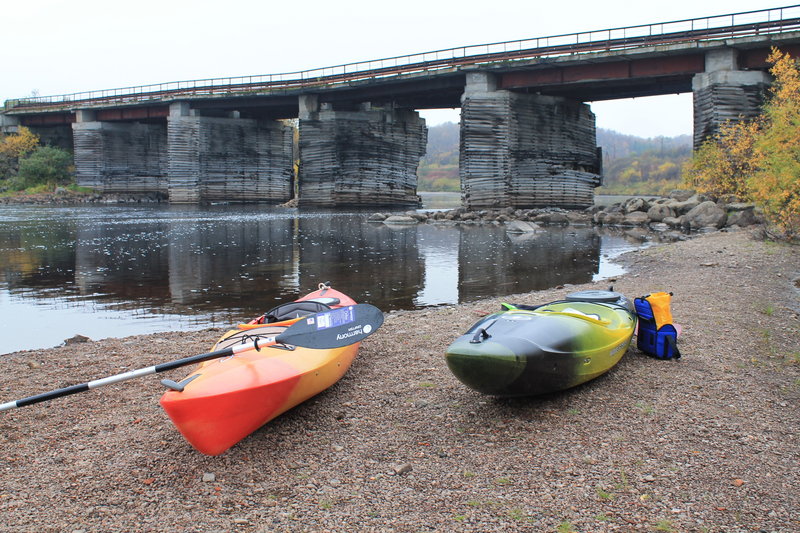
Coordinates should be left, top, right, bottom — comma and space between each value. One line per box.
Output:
665, 196, 702, 215
623, 211, 650, 226
566, 211, 592, 225
383, 215, 418, 225
647, 204, 676, 222
64, 334, 91, 345
726, 204, 760, 227
533, 212, 570, 225
597, 211, 625, 226
506, 220, 542, 234
669, 189, 696, 202
623, 197, 650, 214
404, 211, 429, 222
662, 216, 684, 228
368, 212, 388, 222
683, 200, 728, 230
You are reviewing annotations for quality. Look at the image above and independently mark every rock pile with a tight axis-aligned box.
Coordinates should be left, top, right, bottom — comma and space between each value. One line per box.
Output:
370, 190, 763, 239
0, 189, 166, 205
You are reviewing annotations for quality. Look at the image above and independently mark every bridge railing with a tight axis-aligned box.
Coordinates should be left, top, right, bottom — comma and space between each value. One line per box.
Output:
6, 4, 800, 111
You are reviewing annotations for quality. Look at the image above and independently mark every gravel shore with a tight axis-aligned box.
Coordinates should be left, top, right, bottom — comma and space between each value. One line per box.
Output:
1, 229, 798, 532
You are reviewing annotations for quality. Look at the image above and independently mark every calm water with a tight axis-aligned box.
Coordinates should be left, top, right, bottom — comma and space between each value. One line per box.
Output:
0, 198, 645, 354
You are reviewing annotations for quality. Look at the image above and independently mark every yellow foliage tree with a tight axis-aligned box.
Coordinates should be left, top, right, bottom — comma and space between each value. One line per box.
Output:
749, 48, 800, 238
683, 118, 761, 200
0, 126, 39, 159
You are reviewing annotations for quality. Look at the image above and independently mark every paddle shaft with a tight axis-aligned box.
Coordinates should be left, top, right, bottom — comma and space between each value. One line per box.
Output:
0, 339, 270, 412
1, 303, 385, 412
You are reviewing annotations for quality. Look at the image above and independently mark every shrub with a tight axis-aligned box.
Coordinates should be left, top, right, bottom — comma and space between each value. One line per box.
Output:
16, 146, 74, 188
0, 126, 40, 180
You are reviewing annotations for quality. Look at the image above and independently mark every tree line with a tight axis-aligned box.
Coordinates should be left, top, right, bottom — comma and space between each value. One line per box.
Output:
417, 123, 692, 195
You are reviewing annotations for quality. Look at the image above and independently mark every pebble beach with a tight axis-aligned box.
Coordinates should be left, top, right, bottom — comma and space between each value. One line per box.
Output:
1, 228, 798, 532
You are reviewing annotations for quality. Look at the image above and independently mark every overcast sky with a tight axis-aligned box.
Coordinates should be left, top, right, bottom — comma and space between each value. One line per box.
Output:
1, 0, 787, 138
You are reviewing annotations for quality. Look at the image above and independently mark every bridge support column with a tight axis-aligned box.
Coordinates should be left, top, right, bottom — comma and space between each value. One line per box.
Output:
460, 72, 601, 209
0, 114, 20, 134
297, 100, 426, 207
167, 103, 294, 204
692, 48, 771, 149
72, 111, 168, 196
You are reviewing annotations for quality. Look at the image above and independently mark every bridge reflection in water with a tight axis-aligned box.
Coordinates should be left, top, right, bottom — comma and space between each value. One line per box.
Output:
0, 204, 643, 353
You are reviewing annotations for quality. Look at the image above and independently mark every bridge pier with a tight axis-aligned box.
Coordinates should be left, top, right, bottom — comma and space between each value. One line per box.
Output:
72, 110, 168, 196
167, 103, 294, 204
297, 97, 426, 207
460, 73, 601, 209
692, 48, 771, 149
0, 114, 20, 134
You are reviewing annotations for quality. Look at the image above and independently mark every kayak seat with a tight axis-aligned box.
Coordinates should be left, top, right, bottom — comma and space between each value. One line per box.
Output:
263, 301, 332, 323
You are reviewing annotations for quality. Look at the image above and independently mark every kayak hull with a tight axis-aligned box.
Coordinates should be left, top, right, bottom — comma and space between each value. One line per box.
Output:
446, 295, 636, 397
160, 286, 359, 455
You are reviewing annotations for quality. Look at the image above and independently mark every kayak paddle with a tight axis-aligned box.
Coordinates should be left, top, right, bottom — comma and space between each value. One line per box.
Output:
0, 303, 383, 412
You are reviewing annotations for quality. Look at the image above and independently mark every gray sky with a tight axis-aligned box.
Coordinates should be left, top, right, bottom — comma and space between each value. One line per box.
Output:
1, 0, 786, 138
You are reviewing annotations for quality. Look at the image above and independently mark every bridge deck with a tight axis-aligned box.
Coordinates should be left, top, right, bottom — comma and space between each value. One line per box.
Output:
4, 5, 800, 115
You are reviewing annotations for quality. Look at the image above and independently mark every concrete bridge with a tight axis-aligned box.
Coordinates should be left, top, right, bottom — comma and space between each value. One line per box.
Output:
3, 5, 800, 208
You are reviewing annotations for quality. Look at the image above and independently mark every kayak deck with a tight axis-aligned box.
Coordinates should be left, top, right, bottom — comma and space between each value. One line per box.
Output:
160, 285, 361, 455
446, 298, 636, 397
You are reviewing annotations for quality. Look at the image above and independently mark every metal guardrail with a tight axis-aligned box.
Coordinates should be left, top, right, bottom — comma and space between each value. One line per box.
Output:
6, 4, 800, 111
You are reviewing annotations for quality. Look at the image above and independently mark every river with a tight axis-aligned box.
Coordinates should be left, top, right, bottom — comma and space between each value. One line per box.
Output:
0, 194, 645, 354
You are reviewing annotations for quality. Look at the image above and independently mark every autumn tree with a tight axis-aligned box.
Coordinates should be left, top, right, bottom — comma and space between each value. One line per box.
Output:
684, 47, 800, 239
683, 118, 761, 200
0, 126, 40, 179
750, 48, 800, 238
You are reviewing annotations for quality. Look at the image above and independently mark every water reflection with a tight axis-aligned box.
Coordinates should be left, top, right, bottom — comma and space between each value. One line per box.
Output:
0, 205, 645, 353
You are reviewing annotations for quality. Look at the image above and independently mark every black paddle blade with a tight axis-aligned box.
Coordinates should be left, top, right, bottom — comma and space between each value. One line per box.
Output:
276, 304, 384, 349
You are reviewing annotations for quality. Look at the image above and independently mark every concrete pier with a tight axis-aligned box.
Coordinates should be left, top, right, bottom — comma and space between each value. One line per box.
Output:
692, 48, 771, 148
72, 111, 168, 196
460, 73, 601, 210
298, 100, 426, 207
167, 104, 293, 204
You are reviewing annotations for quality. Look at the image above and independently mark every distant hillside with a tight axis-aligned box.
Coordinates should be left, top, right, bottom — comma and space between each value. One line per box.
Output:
417, 121, 459, 191
596, 129, 692, 195
418, 123, 692, 194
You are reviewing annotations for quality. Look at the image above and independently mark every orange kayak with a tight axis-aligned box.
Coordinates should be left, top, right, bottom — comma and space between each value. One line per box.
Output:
160, 284, 360, 455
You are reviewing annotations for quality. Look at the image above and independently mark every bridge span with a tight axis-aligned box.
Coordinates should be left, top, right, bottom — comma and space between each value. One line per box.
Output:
3, 6, 800, 207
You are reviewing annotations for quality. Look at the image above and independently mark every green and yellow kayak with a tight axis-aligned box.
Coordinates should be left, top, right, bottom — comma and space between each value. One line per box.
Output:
445, 290, 636, 397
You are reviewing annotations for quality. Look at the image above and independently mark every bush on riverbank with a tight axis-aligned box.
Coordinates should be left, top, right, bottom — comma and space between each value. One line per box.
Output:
0, 126, 76, 194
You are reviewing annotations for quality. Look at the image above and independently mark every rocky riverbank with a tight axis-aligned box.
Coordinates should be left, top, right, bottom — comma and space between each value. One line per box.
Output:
1, 229, 798, 532
372, 190, 763, 244
0, 189, 166, 205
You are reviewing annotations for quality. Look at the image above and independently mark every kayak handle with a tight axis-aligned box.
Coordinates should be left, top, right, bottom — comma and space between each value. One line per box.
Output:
470, 328, 491, 344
